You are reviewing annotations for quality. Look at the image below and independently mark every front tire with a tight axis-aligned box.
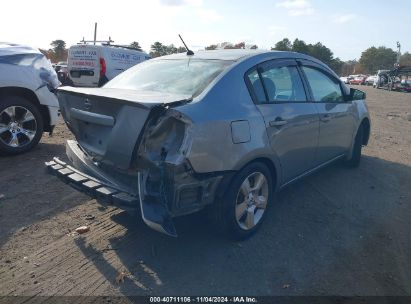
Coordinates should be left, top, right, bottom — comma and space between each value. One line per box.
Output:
212, 162, 274, 240
0, 96, 44, 155
345, 125, 363, 168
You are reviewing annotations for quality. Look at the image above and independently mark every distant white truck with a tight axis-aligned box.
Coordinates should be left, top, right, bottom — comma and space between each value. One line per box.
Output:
67, 44, 150, 87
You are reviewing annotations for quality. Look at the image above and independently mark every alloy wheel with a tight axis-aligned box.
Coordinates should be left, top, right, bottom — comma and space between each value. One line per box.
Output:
0, 106, 37, 148
235, 172, 269, 230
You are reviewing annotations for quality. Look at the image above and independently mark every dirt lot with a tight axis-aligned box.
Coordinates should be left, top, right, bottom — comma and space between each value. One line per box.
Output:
0, 86, 410, 296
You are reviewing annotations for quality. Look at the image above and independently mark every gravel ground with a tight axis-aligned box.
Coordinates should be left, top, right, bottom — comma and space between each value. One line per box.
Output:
0, 86, 410, 296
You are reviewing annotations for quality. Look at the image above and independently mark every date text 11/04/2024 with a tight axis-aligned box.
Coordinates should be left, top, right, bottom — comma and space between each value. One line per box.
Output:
149, 297, 258, 303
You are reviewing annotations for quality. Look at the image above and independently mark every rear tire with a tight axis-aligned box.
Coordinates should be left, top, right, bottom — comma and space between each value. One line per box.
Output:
0, 96, 44, 155
210, 162, 274, 240
345, 125, 363, 168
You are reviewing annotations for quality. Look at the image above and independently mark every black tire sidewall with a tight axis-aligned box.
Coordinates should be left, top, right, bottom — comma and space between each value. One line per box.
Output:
345, 125, 363, 167
221, 162, 274, 240
0, 96, 44, 155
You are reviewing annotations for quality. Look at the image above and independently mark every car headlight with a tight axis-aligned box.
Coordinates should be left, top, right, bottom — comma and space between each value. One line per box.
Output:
39, 69, 61, 92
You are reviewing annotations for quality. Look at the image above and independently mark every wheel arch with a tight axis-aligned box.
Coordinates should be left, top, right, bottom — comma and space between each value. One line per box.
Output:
360, 117, 370, 145
251, 157, 278, 188
215, 156, 280, 201
0, 86, 51, 132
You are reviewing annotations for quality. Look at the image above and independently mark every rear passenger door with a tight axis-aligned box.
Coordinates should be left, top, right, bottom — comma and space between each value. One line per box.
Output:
299, 61, 356, 164
246, 59, 320, 184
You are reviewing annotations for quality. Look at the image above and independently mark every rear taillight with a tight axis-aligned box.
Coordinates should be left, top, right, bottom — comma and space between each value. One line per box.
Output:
99, 57, 106, 78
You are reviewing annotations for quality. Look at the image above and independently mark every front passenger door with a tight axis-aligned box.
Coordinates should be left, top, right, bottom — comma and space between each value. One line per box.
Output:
300, 63, 356, 165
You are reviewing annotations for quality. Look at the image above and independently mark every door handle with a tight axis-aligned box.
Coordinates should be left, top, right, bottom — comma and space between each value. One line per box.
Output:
320, 114, 331, 122
269, 119, 288, 127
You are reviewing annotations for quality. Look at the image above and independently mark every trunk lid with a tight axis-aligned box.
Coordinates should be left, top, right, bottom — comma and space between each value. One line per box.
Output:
57, 86, 191, 170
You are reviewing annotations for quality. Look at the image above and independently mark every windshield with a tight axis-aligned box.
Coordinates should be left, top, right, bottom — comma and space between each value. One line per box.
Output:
105, 59, 233, 97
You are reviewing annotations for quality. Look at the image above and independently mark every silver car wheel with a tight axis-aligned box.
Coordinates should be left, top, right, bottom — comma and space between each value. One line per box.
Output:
235, 172, 269, 230
0, 106, 37, 148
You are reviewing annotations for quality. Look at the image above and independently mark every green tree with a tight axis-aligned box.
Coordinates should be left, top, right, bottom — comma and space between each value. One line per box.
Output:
166, 44, 178, 54
272, 38, 292, 51
340, 60, 358, 76
51, 40, 66, 60
129, 41, 143, 51
166, 44, 187, 54
221, 42, 235, 49
272, 38, 343, 74
308, 42, 334, 65
49, 39, 67, 62
234, 42, 245, 49
205, 42, 256, 50
359, 46, 397, 74
177, 46, 186, 53
150, 42, 167, 57
51, 39, 66, 53
150, 42, 186, 57
205, 44, 217, 50
400, 52, 411, 66
354, 62, 364, 74
292, 39, 309, 54
329, 57, 344, 76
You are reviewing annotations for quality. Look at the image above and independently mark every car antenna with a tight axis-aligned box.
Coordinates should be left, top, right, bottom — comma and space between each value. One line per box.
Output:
179, 34, 194, 56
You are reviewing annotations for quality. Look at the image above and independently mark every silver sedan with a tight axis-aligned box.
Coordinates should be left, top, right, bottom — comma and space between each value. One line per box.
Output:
47, 49, 370, 239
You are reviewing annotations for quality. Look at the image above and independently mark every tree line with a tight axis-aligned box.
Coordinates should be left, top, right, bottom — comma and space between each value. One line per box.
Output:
41, 39, 411, 76
272, 38, 411, 75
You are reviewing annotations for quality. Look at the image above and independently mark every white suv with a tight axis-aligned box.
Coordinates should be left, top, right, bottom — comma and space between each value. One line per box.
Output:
0, 43, 60, 155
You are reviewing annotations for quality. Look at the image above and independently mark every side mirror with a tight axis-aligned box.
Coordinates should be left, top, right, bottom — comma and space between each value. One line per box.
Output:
349, 88, 366, 101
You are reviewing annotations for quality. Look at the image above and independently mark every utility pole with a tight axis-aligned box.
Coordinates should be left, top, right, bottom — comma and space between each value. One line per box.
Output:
94, 22, 97, 45
396, 41, 401, 67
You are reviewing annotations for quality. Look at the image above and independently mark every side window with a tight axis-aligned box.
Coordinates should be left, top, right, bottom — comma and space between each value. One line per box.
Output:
302, 66, 344, 103
260, 66, 307, 103
247, 69, 266, 104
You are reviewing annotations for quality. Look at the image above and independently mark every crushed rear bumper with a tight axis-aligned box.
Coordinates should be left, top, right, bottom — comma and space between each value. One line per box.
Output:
45, 140, 178, 237
45, 157, 139, 209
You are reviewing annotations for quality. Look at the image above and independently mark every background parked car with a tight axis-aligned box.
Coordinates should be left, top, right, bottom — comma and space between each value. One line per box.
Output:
365, 75, 378, 86
54, 61, 67, 73
0, 43, 60, 155
339, 76, 349, 84
392, 79, 411, 92
350, 75, 367, 85
57, 66, 72, 86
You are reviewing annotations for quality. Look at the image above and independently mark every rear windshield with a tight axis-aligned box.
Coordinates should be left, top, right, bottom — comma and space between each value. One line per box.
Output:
104, 59, 233, 97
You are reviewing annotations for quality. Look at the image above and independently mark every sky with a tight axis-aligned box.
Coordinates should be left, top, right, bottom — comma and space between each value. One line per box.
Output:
1, 0, 409, 61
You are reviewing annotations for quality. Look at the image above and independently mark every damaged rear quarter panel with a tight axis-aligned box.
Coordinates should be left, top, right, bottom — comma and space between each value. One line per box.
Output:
136, 108, 223, 236
174, 58, 281, 181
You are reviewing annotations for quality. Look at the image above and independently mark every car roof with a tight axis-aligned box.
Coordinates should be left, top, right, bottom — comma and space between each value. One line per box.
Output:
0, 42, 41, 57
155, 49, 335, 75
157, 49, 268, 61
156, 49, 330, 65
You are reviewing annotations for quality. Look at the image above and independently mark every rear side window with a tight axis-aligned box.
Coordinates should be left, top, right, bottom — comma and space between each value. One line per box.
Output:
247, 70, 266, 103
302, 66, 344, 103
247, 65, 307, 104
